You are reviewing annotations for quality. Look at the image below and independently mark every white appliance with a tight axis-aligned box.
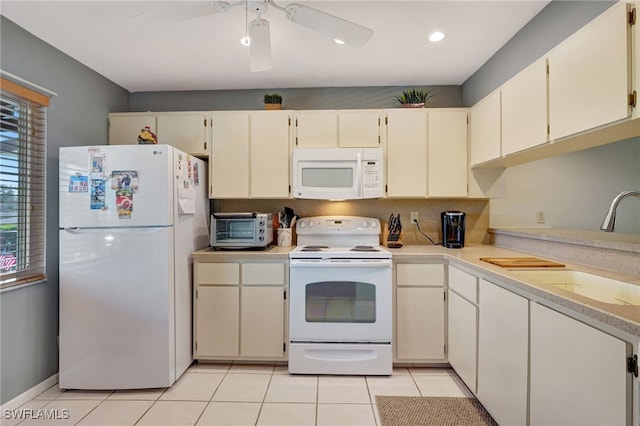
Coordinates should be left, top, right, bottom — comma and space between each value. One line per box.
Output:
292, 148, 384, 200
58, 144, 209, 390
288, 216, 392, 375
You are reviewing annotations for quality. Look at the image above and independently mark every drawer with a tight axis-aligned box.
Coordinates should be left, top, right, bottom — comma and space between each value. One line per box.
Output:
449, 266, 477, 303
397, 263, 444, 286
242, 263, 285, 285
196, 262, 239, 285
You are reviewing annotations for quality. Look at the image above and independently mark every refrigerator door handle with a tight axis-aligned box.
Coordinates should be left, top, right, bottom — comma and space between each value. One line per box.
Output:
62, 227, 170, 234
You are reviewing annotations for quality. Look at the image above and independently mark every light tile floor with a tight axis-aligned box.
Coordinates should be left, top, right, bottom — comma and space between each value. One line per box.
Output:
2, 364, 474, 426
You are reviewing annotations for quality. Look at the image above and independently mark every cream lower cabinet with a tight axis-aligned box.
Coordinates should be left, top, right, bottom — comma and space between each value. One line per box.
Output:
447, 266, 478, 394
210, 111, 291, 198
194, 261, 287, 361
529, 302, 628, 426
477, 279, 528, 426
395, 263, 445, 362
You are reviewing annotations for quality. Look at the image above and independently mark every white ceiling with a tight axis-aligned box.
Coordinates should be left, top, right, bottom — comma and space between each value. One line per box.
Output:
1, 0, 549, 92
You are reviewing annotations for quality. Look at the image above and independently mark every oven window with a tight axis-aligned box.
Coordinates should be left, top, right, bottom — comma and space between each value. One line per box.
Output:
301, 167, 353, 188
305, 281, 375, 323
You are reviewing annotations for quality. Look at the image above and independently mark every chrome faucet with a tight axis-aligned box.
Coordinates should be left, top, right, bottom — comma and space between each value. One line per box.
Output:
600, 190, 640, 232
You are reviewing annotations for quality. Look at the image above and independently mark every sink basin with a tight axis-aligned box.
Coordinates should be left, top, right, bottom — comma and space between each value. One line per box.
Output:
510, 270, 640, 306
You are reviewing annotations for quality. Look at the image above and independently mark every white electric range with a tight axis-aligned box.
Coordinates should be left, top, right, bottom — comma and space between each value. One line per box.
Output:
288, 216, 393, 375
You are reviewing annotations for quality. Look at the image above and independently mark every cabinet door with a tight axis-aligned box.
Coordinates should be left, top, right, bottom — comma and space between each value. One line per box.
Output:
250, 111, 291, 198
447, 290, 477, 394
530, 303, 627, 426
477, 280, 528, 426
396, 287, 445, 361
502, 58, 549, 155
548, 3, 630, 140
385, 109, 428, 197
338, 110, 381, 147
108, 114, 156, 145
157, 114, 208, 157
210, 113, 250, 198
241, 286, 285, 358
195, 286, 239, 357
469, 91, 501, 165
294, 111, 338, 148
428, 110, 468, 197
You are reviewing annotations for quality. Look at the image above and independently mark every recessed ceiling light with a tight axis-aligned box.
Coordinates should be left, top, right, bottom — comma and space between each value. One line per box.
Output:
334, 38, 346, 45
429, 31, 445, 42
240, 36, 251, 46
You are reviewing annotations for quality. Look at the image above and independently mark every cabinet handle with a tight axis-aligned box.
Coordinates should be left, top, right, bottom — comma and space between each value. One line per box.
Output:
629, 91, 637, 108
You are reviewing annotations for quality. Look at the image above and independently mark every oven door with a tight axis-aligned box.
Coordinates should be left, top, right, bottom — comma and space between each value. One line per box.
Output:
289, 258, 392, 342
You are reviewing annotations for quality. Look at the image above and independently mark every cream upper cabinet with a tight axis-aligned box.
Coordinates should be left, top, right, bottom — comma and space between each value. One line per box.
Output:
477, 279, 528, 426
548, 2, 631, 141
501, 58, 549, 155
250, 111, 291, 198
385, 109, 428, 197
156, 113, 209, 157
529, 302, 628, 426
427, 109, 468, 197
293, 111, 338, 148
210, 111, 291, 199
470, 91, 501, 166
337, 109, 381, 147
210, 112, 250, 198
385, 109, 468, 198
395, 263, 445, 362
108, 113, 156, 145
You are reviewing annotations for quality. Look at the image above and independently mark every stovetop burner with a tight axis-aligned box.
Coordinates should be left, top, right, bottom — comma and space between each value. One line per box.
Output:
300, 245, 329, 252
351, 245, 380, 252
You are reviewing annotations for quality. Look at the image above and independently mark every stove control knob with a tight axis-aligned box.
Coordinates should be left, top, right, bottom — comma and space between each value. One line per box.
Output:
308, 221, 315, 228
362, 221, 369, 228
370, 221, 377, 228
298, 220, 306, 228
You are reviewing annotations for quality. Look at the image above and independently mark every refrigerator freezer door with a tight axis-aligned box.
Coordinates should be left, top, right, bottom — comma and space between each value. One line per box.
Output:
59, 145, 174, 229
59, 226, 175, 389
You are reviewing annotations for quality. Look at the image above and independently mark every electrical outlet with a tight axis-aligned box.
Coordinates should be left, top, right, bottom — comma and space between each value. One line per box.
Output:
411, 211, 419, 223
536, 210, 546, 224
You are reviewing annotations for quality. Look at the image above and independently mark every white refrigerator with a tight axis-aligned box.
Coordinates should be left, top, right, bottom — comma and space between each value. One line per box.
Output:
58, 144, 209, 390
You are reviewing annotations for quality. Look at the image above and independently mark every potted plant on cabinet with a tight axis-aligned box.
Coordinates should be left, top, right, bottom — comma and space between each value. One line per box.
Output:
394, 89, 433, 108
264, 93, 283, 110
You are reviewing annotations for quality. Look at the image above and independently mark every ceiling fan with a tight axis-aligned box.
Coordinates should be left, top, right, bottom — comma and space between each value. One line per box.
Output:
145, 1, 374, 72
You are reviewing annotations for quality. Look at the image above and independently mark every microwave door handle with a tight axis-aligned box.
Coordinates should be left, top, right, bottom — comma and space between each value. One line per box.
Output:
356, 151, 363, 198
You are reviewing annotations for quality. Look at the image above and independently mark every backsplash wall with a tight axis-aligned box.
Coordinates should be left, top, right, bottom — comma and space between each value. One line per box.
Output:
218, 199, 489, 246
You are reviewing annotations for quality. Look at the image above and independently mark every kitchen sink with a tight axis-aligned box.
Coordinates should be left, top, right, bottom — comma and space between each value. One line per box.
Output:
510, 270, 640, 306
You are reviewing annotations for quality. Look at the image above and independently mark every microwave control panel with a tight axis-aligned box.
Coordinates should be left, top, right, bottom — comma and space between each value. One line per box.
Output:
363, 161, 382, 190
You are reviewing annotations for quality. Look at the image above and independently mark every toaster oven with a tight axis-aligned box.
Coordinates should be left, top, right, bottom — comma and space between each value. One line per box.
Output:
210, 212, 273, 249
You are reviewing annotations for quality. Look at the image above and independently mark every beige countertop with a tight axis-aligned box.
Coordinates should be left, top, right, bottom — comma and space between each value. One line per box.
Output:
193, 243, 640, 341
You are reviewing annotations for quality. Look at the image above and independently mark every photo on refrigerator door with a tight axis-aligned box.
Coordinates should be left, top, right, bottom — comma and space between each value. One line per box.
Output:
116, 189, 133, 219
90, 179, 105, 210
111, 170, 138, 193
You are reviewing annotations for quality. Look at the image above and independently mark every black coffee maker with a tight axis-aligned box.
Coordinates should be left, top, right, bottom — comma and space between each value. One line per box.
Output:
441, 211, 466, 248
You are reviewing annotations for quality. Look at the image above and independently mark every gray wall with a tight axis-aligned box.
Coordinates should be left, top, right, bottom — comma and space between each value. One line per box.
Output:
0, 16, 128, 405
129, 85, 461, 112
461, 1, 616, 106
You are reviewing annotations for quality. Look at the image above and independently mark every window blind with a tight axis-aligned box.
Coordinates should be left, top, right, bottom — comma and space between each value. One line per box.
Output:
0, 80, 47, 290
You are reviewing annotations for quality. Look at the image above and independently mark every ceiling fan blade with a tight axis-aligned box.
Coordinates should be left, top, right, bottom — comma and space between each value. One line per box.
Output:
248, 18, 273, 72
136, 1, 234, 24
284, 3, 373, 47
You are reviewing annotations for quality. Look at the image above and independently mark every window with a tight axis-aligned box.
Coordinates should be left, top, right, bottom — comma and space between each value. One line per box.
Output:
0, 78, 48, 290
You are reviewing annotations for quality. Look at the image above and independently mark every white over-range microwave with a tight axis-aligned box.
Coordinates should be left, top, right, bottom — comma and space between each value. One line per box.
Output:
292, 147, 384, 200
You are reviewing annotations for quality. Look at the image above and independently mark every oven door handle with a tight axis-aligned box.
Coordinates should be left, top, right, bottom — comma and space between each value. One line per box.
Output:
289, 260, 392, 268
